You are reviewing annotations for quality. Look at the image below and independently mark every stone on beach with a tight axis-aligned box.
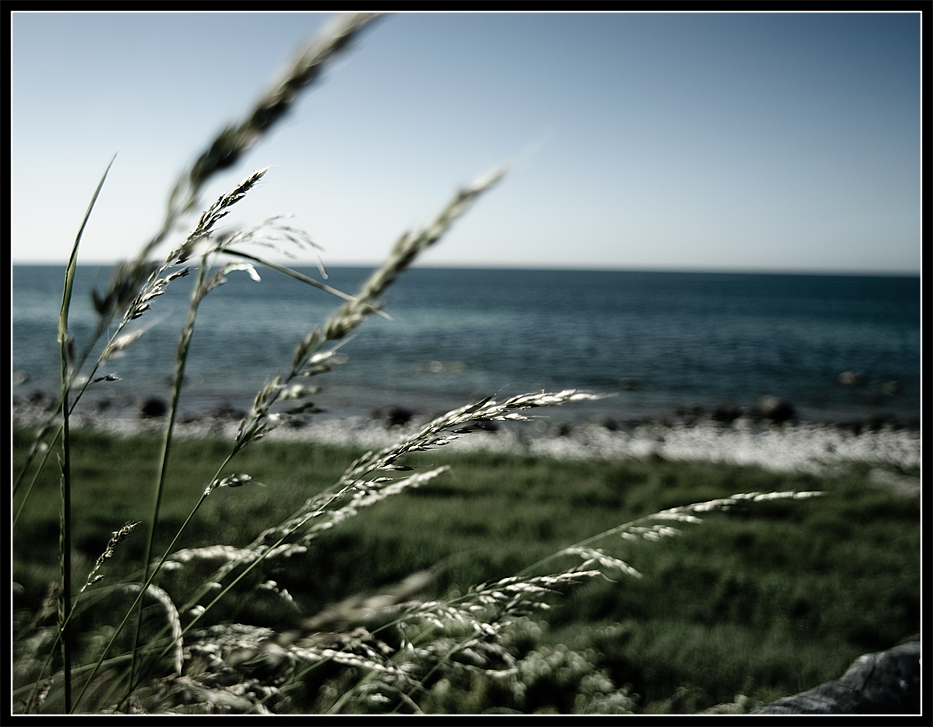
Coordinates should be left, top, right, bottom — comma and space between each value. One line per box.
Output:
710, 402, 742, 424
370, 405, 416, 428
751, 639, 920, 714
139, 397, 169, 418
747, 395, 796, 424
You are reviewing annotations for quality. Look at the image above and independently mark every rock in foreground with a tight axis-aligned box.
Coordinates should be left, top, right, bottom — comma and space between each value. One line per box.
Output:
751, 639, 920, 714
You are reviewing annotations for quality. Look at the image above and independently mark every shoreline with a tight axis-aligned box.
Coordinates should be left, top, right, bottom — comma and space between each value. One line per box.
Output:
14, 396, 921, 495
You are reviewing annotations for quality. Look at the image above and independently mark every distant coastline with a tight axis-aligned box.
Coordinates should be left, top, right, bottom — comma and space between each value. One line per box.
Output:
10, 262, 923, 278
12, 394, 920, 491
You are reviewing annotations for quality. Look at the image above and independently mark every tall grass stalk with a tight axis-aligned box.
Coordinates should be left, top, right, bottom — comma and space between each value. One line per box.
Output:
54, 155, 115, 712
126, 255, 209, 694
517, 490, 826, 581
127, 168, 267, 694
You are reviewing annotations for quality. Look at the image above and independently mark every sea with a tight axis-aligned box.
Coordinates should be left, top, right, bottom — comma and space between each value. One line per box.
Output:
11, 265, 921, 428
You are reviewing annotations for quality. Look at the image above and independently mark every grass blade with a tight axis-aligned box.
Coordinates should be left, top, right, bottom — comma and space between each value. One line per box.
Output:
58, 155, 116, 345
55, 155, 115, 713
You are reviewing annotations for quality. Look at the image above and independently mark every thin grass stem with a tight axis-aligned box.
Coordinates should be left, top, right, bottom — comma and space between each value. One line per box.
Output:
52, 155, 115, 713
125, 255, 210, 695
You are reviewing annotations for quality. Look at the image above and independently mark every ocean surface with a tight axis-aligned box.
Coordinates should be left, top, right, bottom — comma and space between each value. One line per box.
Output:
12, 265, 921, 427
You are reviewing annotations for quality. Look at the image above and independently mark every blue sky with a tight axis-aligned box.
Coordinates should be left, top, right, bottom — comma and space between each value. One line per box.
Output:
10, 11, 922, 273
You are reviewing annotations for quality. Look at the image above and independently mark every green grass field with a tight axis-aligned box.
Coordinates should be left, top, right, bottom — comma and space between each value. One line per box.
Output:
12, 425, 920, 713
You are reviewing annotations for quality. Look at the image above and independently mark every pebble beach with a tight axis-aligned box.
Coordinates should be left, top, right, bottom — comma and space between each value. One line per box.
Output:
14, 395, 921, 498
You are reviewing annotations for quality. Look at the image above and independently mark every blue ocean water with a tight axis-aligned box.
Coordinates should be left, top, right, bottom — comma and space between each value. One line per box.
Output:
12, 265, 921, 426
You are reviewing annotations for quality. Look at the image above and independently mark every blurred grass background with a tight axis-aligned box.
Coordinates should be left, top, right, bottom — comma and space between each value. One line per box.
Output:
12, 426, 919, 713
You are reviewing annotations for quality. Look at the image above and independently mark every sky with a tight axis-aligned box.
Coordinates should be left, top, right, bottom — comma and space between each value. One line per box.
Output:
9, 10, 922, 273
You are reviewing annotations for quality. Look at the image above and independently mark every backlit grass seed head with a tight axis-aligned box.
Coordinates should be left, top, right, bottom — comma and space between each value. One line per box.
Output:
354, 167, 507, 306
130, 303, 150, 319
194, 168, 268, 235
139, 268, 190, 303
206, 474, 253, 496
304, 350, 348, 376
161, 545, 257, 575
80, 520, 141, 594
219, 215, 322, 263
170, 168, 269, 265
235, 375, 317, 451
627, 525, 682, 542
92, 260, 161, 319
321, 306, 370, 342
668, 490, 823, 515
280, 383, 321, 401
418, 571, 605, 628
648, 512, 703, 524
115, 583, 184, 676
128, 268, 191, 323
561, 548, 642, 580
199, 262, 262, 300
101, 329, 145, 361
288, 165, 508, 371
335, 390, 601, 485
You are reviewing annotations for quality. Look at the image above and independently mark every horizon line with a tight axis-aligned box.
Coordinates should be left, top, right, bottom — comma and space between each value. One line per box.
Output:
9, 259, 922, 278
